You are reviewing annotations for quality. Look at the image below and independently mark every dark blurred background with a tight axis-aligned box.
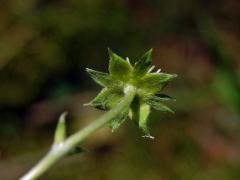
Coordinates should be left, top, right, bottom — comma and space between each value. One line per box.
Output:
1, 0, 240, 179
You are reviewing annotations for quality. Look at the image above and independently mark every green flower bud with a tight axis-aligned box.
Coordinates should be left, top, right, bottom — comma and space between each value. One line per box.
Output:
86, 49, 177, 137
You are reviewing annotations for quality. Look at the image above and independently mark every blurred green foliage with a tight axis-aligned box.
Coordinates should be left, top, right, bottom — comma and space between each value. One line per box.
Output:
0, 0, 240, 179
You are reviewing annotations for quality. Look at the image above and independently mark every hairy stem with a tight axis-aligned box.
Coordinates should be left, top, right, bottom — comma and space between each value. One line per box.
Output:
21, 85, 136, 180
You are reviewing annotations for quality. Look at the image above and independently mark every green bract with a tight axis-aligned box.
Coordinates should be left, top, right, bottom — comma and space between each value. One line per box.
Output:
86, 49, 177, 138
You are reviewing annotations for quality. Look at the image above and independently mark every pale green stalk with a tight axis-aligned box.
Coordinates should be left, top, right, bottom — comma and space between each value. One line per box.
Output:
21, 85, 136, 180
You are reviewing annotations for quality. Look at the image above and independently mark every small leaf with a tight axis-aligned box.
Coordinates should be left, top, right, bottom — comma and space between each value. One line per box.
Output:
67, 146, 87, 156
86, 88, 123, 110
54, 112, 67, 145
146, 97, 174, 113
108, 48, 132, 81
110, 108, 129, 132
133, 49, 153, 78
86, 68, 117, 87
139, 73, 177, 94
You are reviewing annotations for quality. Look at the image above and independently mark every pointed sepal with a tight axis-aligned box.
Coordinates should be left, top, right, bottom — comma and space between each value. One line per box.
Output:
139, 73, 177, 94
129, 96, 141, 125
138, 103, 153, 138
85, 88, 124, 111
110, 108, 129, 132
133, 49, 153, 78
108, 49, 132, 81
146, 96, 174, 113
129, 97, 153, 138
86, 68, 117, 87
147, 94, 175, 101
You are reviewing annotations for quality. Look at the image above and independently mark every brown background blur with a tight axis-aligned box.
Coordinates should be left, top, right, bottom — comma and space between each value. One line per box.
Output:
0, 0, 240, 179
